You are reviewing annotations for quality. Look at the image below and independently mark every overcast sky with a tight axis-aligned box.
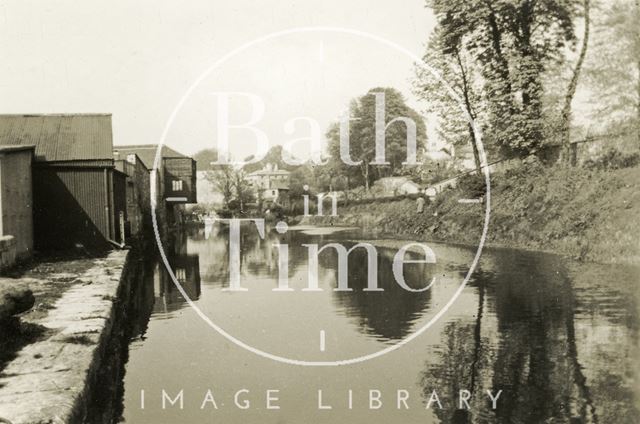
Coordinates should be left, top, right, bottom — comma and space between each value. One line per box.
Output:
0, 0, 436, 159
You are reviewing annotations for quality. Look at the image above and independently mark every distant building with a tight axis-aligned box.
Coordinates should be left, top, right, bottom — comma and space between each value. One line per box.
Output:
424, 142, 476, 170
0, 145, 35, 263
424, 147, 454, 163
246, 163, 290, 207
113, 144, 197, 227
114, 153, 151, 237
0, 114, 127, 250
374, 177, 422, 196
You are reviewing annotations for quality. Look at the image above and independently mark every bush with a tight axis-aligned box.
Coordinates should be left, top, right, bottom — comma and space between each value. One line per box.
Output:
216, 208, 233, 219
583, 148, 640, 170
457, 173, 486, 198
267, 204, 286, 220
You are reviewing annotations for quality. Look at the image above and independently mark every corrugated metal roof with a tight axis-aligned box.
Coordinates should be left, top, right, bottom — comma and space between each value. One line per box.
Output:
113, 144, 190, 169
0, 144, 35, 153
0, 114, 114, 162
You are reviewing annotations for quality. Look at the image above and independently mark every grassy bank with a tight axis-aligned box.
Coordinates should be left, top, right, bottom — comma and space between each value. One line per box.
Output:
305, 163, 640, 264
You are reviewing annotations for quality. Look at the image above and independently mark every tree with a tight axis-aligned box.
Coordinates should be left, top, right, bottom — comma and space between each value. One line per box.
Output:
242, 145, 298, 174
205, 166, 254, 212
206, 167, 234, 208
585, 0, 640, 140
427, 0, 581, 158
231, 168, 254, 211
192, 148, 219, 171
560, 0, 591, 164
415, 27, 485, 172
326, 87, 427, 190
325, 122, 363, 190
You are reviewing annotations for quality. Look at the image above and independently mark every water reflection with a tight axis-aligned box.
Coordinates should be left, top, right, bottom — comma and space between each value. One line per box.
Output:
128, 231, 203, 331
329, 245, 433, 341
421, 250, 639, 423
187, 224, 437, 341
117, 227, 639, 423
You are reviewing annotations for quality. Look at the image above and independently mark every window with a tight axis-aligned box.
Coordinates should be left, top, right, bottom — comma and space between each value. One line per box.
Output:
175, 268, 186, 282
126, 154, 136, 164
172, 180, 183, 191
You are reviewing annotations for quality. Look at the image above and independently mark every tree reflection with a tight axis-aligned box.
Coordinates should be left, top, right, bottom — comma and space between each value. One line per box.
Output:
420, 269, 491, 424
420, 251, 604, 423
330, 245, 433, 341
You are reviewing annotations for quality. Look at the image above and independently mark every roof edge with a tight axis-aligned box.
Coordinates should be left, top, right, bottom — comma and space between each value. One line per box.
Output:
0, 113, 112, 117
0, 144, 36, 153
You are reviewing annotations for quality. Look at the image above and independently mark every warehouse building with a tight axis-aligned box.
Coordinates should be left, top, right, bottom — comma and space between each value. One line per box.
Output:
0, 114, 127, 250
113, 144, 197, 229
0, 145, 35, 266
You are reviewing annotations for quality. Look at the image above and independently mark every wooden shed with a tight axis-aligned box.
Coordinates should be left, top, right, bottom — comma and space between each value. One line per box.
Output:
113, 144, 197, 201
0, 145, 35, 261
0, 114, 127, 250
113, 144, 197, 228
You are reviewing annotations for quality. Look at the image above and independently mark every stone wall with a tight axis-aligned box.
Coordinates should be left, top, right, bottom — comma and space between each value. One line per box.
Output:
0, 249, 131, 423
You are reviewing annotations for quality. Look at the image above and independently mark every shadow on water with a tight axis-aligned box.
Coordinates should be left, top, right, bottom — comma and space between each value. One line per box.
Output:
420, 249, 639, 423
84, 231, 202, 424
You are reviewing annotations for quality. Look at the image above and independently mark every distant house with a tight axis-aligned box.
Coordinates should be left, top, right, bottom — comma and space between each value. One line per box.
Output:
374, 176, 421, 196
424, 147, 454, 163
246, 163, 290, 207
113, 144, 197, 227
0, 145, 35, 263
425, 143, 476, 170
0, 114, 127, 250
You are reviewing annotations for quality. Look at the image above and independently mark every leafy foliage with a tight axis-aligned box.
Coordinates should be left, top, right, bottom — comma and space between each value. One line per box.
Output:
423, 0, 582, 158
456, 173, 487, 197
326, 87, 427, 189
415, 27, 485, 171
204, 167, 253, 211
585, 0, 640, 131
583, 148, 640, 170
192, 148, 219, 171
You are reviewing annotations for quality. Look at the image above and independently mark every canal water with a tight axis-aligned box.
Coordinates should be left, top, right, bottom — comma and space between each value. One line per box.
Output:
116, 223, 639, 423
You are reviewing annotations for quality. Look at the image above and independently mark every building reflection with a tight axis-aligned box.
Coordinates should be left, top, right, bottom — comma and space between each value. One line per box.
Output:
151, 231, 202, 315
126, 230, 203, 343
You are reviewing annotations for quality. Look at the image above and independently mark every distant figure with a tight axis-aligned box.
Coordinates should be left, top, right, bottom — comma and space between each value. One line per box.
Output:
416, 195, 425, 214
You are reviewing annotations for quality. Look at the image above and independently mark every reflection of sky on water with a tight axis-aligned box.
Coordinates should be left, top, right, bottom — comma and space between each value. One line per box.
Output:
121, 225, 640, 423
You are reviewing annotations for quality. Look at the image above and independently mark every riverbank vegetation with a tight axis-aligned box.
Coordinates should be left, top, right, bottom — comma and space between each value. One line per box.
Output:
306, 160, 640, 264
188, 0, 639, 264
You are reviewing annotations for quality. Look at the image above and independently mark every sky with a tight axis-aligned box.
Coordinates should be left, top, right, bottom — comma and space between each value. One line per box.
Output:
0, 0, 437, 160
